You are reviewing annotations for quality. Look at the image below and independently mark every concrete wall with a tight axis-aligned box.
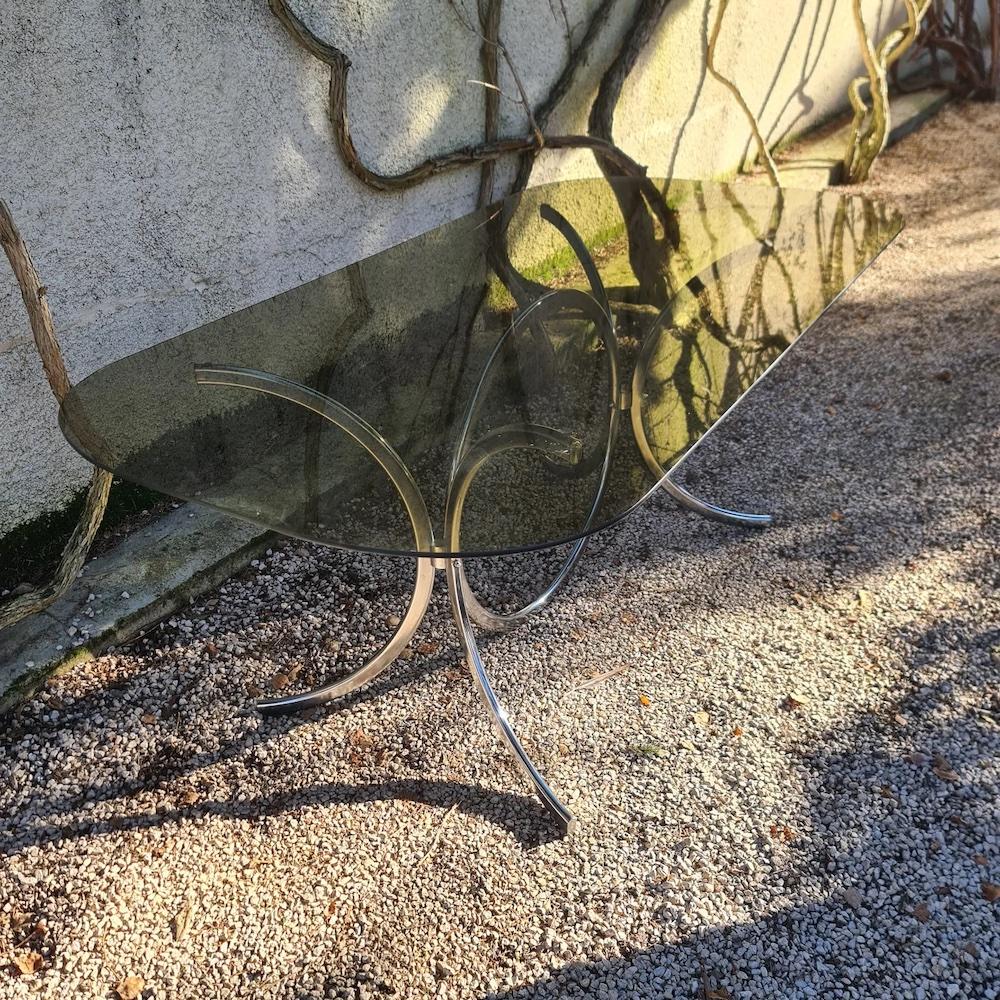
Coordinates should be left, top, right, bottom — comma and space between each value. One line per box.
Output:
0, 0, 907, 537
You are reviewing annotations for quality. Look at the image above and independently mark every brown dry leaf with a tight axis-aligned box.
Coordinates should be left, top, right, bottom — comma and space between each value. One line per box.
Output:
203, 640, 219, 656
638, 694, 651, 707
912, 902, 931, 923
982, 882, 1000, 903
783, 693, 807, 711
246, 682, 264, 698
769, 824, 797, 843
172, 899, 194, 942
140, 712, 157, 725
830, 510, 844, 522
271, 672, 290, 690
692, 710, 711, 728
325, 898, 337, 917
972, 853, 988, 867
348, 728, 374, 749
12, 951, 43, 976
892, 712, 908, 727
932, 757, 961, 783
934, 369, 953, 383
286, 662, 303, 682
179, 789, 198, 806
731, 726, 744, 738
416, 640, 440, 656
115, 975, 145, 1000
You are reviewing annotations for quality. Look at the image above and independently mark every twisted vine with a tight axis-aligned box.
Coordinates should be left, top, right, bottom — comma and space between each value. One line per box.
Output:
269, 0, 659, 190
843, 0, 931, 182
0, 200, 113, 633
705, 0, 780, 186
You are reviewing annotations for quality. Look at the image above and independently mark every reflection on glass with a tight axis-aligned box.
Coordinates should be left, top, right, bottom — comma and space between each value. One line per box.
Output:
60, 178, 901, 557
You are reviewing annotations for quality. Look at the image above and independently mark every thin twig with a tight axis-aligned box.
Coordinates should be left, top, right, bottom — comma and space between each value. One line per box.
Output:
416, 803, 459, 867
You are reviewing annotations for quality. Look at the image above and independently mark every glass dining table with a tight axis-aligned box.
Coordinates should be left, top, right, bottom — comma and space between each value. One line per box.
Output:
59, 176, 901, 833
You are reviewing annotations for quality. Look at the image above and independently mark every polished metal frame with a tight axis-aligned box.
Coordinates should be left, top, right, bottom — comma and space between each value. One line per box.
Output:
192, 209, 774, 836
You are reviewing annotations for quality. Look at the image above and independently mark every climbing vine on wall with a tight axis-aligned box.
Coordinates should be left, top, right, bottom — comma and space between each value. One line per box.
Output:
843, 0, 932, 183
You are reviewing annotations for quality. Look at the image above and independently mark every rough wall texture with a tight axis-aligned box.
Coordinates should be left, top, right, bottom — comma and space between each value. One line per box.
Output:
0, 0, 905, 535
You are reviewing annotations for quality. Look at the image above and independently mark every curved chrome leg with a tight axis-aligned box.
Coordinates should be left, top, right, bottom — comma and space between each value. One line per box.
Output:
661, 476, 774, 528
629, 330, 773, 530
259, 556, 435, 714
445, 423, 583, 834
446, 556, 577, 835
193, 365, 437, 714
451, 283, 620, 633
459, 535, 587, 633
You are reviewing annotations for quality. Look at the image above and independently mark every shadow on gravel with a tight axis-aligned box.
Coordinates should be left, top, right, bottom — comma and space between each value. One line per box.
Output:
482, 610, 999, 999
0, 773, 562, 856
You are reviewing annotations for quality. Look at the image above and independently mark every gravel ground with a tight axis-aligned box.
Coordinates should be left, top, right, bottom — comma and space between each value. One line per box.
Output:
2, 104, 998, 1000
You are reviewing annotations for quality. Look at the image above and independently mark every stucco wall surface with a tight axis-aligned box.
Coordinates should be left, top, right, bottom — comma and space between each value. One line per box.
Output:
0, 0, 907, 536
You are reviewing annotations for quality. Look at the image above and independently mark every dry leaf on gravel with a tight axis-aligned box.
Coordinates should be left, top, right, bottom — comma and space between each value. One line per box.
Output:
905, 751, 931, 766
769, 824, 796, 843
416, 640, 439, 656
172, 899, 195, 941
982, 882, 1000, 903
731, 726, 744, 738
179, 789, 198, 806
140, 712, 157, 725
830, 510, 844, 521
912, 902, 931, 923
115, 975, 145, 999
349, 728, 374, 749
11, 951, 43, 976
972, 853, 988, 867
783, 693, 807, 711
270, 672, 290, 690
932, 757, 961, 783
638, 694, 651, 707
856, 589, 874, 612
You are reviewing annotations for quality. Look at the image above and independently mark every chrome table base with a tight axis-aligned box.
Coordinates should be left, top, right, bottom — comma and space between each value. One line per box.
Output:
248, 478, 768, 837
194, 330, 773, 834
192, 208, 775, 835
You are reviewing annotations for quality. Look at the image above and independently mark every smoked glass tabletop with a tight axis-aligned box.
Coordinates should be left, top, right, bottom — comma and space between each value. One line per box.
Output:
59, 177, 901, 558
